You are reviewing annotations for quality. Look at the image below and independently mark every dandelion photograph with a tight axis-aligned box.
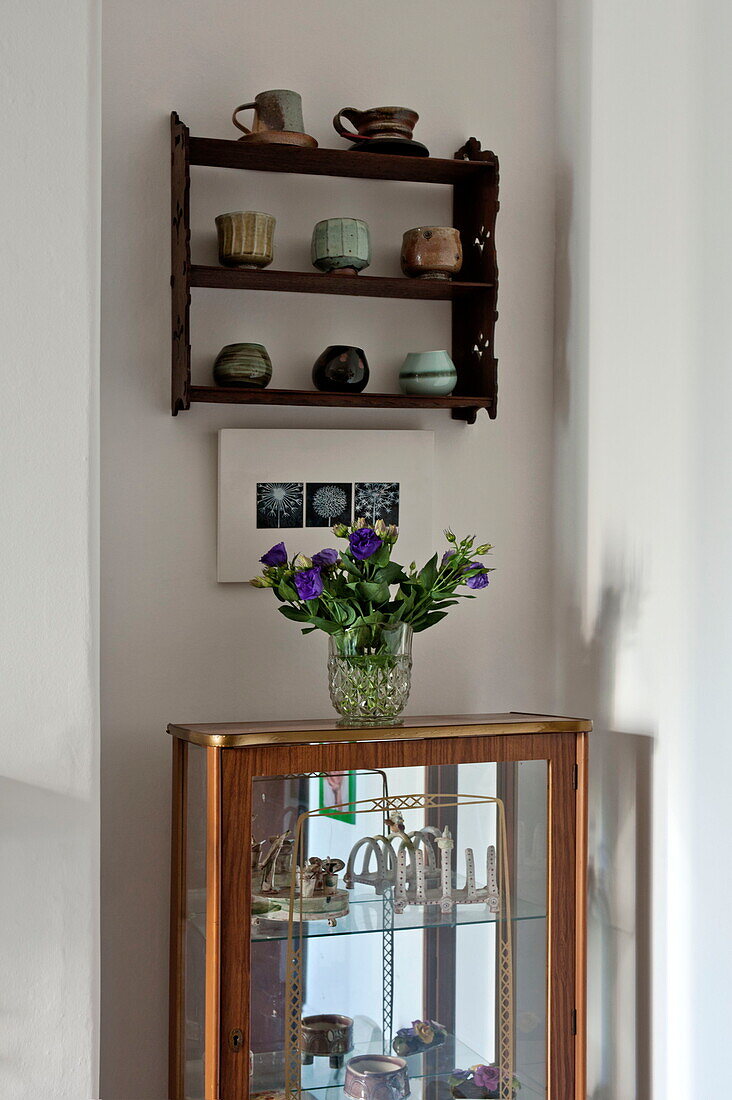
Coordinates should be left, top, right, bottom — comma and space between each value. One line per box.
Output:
305, 482, 352, 527
354, 482, 400, 526
256, 482, 304, 528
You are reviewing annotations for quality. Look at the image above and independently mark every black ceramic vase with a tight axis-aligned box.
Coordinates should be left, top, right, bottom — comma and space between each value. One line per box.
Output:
312, 345, 369, 393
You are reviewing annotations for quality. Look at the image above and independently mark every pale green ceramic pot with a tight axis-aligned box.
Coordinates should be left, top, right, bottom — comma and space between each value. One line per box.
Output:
398, 350, 457, 396
213, 343, 272, 388
311, 218, 371, 275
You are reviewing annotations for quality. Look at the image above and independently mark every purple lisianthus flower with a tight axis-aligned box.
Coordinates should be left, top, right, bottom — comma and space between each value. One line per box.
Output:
293, 566, 323, 601
473, 1065, 500, 1092
349, 527, 383, 560
464, 562, 490, 589
312, 548, 339, 568
260, 542, 287, 567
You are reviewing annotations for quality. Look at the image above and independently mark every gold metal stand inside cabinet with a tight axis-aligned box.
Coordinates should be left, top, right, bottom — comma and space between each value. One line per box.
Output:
168, 713, 591, 1100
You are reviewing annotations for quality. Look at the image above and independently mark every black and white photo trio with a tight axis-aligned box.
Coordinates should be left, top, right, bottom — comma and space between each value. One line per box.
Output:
256, 481, 400, 529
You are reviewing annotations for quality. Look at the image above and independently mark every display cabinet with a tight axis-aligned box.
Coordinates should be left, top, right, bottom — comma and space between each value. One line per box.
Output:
168, 713, 590, 1100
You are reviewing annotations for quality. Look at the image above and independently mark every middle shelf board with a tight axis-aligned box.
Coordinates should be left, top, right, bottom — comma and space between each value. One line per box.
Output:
190, 265, 492, 300
248, 894, 546, 943
190, 387, 490, 411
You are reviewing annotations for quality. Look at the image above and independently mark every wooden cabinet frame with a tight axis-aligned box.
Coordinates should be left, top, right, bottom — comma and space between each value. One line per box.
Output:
168, 713, 590, 1100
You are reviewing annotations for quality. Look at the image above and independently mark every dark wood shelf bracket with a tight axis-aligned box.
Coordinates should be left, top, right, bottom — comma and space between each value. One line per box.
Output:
170, 114, 499, 421
171, 112, 191, 414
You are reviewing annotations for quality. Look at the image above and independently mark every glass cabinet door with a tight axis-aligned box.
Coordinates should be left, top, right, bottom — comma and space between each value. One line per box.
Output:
247, 760, 548, 1100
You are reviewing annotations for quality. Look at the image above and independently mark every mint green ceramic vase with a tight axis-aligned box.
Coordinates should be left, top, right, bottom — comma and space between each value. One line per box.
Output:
398, 350, 457, 396
311, 218, 371, 275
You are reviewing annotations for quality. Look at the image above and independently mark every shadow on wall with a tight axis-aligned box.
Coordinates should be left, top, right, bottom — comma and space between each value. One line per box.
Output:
0, 776, 97, 1099
558, 566, 653, 1100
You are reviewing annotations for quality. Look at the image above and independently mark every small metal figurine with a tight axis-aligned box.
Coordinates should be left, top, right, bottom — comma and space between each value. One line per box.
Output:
345, 814, 500, 915
253, 831, 293, 894
251, 843, 349, 926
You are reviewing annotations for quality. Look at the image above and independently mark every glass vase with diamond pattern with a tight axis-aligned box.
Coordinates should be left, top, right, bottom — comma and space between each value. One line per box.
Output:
327, 622, 412, 723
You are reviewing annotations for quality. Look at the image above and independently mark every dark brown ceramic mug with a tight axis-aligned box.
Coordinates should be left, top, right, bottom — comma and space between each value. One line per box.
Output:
333, 106, 419, 142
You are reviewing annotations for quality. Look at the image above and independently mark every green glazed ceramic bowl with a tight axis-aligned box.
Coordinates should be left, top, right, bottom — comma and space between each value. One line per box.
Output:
311, 218, 371, 274
213, 343, 272, 388
398, 350, 457, 396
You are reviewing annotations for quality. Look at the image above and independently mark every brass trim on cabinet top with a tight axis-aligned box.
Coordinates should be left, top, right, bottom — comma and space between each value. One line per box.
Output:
167, 713, 592, 749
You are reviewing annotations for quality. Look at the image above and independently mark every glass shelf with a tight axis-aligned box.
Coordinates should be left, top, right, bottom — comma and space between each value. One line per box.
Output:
252, 1026, 489, 1095
186, 890, 546, 945
249, 893, 546, 943
307, 1077, 544, 1100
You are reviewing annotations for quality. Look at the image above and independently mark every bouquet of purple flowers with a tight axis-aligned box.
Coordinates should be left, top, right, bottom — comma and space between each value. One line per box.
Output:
449, 1064, 521, 1099
250, 520, 493, 638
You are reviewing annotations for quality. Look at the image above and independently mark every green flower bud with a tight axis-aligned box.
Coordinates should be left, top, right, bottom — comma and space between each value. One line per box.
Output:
353, 517, 367, 529
444, 529, 457, 543
293, 553, 313, 570
332, 524, 349, 538
475, 544, 493, 555
374, 518, 388, 536
249, 575, 272, 588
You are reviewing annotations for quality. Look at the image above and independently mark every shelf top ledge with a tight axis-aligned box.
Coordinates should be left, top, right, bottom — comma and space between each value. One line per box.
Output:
175, 113, 498, 184
168, 712, 593, 749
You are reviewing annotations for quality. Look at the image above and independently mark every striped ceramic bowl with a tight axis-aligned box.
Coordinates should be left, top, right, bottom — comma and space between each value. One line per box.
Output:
398, 350, 457, 396
213, 343, 272, 388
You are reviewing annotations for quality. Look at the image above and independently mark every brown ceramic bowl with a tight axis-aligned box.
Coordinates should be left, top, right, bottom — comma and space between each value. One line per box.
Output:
300, 1014, 354, 1069
344, 1055, 410, 1100
401, 226, 463, 280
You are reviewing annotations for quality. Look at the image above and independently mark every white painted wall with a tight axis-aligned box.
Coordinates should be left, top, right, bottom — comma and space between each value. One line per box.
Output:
101, 1, 558, 1094
554, 1, 732, 1096
0, 0, 100, 1097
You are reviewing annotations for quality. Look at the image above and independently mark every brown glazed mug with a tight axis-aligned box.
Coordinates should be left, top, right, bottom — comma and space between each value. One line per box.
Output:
233, 90, 304, 136
333, 106, 419, 142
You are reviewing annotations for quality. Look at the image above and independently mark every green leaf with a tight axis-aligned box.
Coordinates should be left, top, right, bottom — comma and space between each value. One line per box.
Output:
275, 581, 298, 601
339, 554, 360, 577
373, 561, 408, 585
278, 606, 310, 623
368, 543, 391, 567
309, 616, 343, 635
412, 610, 449, 632
358, 581, 390, 604
418, 554, 439, 589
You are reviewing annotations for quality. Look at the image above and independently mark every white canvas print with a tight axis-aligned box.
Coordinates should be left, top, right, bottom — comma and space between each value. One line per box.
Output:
218, 429, 434, 582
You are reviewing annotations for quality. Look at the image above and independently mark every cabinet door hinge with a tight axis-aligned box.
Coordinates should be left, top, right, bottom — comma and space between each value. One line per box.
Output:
571, 1008, 577, 1035
572, 763, 579, 790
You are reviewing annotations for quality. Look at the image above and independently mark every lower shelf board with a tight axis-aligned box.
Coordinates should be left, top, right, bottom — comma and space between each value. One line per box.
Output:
252, 1027, 488, 1095
189, 386, 491, 412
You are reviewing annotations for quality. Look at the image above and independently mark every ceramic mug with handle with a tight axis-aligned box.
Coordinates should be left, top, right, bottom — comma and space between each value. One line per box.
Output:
233, 90, 304, 136
333, 105, 419, 142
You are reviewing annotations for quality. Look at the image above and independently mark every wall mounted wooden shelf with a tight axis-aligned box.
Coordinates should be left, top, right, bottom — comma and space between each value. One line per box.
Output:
172, 113, 499, 423
189, 386, 492, 411
190, 265, 491, 300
